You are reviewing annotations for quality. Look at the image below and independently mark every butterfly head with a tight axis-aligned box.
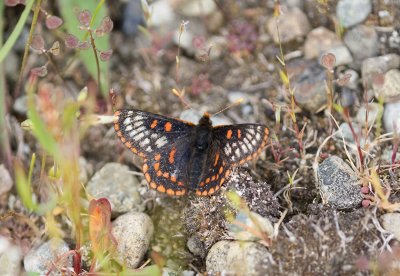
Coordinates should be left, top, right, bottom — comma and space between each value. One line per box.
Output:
198, 112, 212, 126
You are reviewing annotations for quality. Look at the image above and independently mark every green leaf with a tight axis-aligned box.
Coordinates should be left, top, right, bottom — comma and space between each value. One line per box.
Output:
58, 0, 110, 96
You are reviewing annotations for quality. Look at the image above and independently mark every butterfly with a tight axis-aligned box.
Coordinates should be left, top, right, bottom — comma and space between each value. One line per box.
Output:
114, 109, 269, 196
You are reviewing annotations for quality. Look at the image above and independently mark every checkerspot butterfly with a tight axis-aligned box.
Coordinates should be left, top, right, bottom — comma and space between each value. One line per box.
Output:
114, 109, 269, 196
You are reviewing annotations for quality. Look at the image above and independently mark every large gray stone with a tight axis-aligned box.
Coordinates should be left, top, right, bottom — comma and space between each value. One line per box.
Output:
336, 0, 372, 28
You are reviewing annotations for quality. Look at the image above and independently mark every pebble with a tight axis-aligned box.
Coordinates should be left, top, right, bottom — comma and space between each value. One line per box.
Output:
340, 87, 356, 108
355, 103, 382, 127
336, 0, 372, 28
266, 7, 311, 44
176, 0, 217, 17
122, 0, 145, 36
342, 69, 359, 90
380, 147, 400, 164
206, 240, 269, 275
304, 27, 342, 59
288, 60, 327, 113
13, 95, 29, 115
373, 69, 400, 102
86, 163, 141, 215
227, 211, 274, 241
381, 213, 400, 241
148, 0, 175, 28
112, 212, 154, 269
343, 25, 379, 63
24, 238, 72, 275
383, 101, 400, 133
334, 122, 368, 146
0, 236, 22, 276
187, 235, 206, 258
317, 156, 364, 209
326, 44, 353, 67
362, 54, 400, 94
0, 165, 13, 196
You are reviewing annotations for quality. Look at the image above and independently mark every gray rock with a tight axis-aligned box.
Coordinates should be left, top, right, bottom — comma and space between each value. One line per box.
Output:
317, 156, 363, 209
325, 44, 353, 67
24, 238, 72, 275
342, 69, 359, 90
206, 240, 269, 275
304, 27, 342, 59
0, 165, 13, 196
374, 69, 400, 102
355, 103, 383, 127
344, 25, 379, 62
122, 0, 144, 36
340, 87, 356, 108
336, 0, 372, 28
112, 212, 154, 269
78, 157, 92, 185
289, 60, 327, 113
362, 54, 400, 93
0, 236, 22, 276
86, 163, 141, 215
267, 7, 311, 43
380, 147, 400, 164
187, 235, 206, 258
13, 95, 29, 115
335, 122, 363, 144
381, 213, 400, 241
148, 0, 175, 28
383, 101, 400, 133
177, 0, 217, 17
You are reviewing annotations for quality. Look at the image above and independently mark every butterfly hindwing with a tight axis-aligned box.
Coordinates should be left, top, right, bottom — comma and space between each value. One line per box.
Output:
114, 109, 195, 158
142, 140, 191, 196
212, 124, 269, 165
195, 143, 231, 196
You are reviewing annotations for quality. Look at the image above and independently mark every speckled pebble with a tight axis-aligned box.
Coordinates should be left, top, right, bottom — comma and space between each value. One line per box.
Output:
381, 213, 400, 241
23, 238, 72, 276
336, 0, 371, 28
374, 69, 400, 102
206, 240, 269, 275
112, 212, 154, 269
317, 156, 363, 209
86, 163, 141, 215
0, 236, 22, 276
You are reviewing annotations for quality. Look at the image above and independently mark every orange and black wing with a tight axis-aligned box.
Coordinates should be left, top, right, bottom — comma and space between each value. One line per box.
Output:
114, 109, 195, 195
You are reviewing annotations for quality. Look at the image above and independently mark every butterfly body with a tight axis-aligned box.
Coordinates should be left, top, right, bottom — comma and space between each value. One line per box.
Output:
114, 109, 269, 196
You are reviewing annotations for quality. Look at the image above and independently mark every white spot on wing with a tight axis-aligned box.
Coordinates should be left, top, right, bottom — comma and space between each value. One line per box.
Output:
255, 133, 261, 141
240, 142, 249, 153
248, 129, 255, 135
140, 138, 150, 147
235, 148, 241, 158
155, 136, 168, 148
133, 115, 144, 121
134, 121, 144, 128
246, 133, 253, 140
224, 144, 232, 157
125, 125, 133, 131
145, 145, 152, 152
133, 132, 145, 141
151, 133, 158, 139
123, 117, 131, 125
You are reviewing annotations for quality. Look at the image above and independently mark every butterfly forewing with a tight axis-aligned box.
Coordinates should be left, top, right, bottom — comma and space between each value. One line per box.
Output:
114, 109, 194, 158
212, 124, 269, 165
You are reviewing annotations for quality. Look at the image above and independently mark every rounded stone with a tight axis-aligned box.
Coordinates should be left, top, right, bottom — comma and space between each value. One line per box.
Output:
381, 213, 400, 241
336, 0, 372, 28
86, 163, 141, 215
304, 27, 342, 59
112, 212, 154, 269
383, 101, 400, 133
206, 240, 269, 275
317, 156, 364, 209
374, 69, 400, 102
24, 238, 72, 275
0, 164, 13, 196
266, 7, 311, 43
343, 25, 379, 62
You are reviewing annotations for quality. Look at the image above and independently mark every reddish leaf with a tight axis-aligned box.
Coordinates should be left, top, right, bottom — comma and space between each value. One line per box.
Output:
65, 34, 79, 48
78, 10, 91, 26
88, 198, 117, 253
320, 53, 336, 71
31, 34, 45, 51
78, 41, 90, 50
99, 49, 113, 61
31, 65, 48, 77
49, 41, 60, 56
95, 16, 113, 36
46, 15, 63, 29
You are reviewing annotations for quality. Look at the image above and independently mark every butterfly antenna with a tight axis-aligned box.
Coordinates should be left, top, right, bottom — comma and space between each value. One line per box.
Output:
211, 98, 244, 117
171, 88, 193, 110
